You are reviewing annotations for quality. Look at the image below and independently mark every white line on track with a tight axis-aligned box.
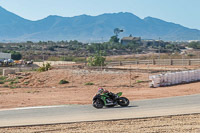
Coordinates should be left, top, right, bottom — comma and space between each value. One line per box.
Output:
0, 105, 70, 111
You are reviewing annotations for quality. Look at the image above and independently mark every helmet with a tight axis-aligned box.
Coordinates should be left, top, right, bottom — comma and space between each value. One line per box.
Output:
98, 88, 104, 93
98, 87, 103, 90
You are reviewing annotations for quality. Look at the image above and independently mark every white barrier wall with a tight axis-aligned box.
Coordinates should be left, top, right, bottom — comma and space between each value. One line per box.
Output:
149, 70, 200, 88
34, 61, 76, 67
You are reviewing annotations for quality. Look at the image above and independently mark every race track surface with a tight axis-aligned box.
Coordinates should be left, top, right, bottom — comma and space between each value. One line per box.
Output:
0, 94, 200, 127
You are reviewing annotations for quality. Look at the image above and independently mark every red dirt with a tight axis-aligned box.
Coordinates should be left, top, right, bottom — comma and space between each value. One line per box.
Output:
0, 66, 200, 109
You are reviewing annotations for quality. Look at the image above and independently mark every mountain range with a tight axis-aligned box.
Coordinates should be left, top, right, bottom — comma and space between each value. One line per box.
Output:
0, 6, 200, 42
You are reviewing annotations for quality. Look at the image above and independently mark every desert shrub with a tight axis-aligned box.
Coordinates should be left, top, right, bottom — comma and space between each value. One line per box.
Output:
16, 76, 23, 79
6, 78, 17, 82
37, 63, 51, 72
187, 54, 195, 57
59, 80, 69, 84
87, 54, 106, 66
10, 86, 17, 89
3, 85, 9, 88
0, 76, 7, 80
0, 81, 5, 84
13, 81, 19, 84
37, 67, 46, 72
24, 81, 30, 85
136, 80, 144, 83
9, 81, 14, 85
85, 82, 94, 85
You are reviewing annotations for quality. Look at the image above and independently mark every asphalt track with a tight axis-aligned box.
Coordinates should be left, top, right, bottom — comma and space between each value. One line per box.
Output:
0, 94, 200, 127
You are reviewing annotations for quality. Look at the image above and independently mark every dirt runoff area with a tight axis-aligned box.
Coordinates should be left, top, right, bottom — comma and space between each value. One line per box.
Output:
0, 65, 200, 109
0, 114, 199, 133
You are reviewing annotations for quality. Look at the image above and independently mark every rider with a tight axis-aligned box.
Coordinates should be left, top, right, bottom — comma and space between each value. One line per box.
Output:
97, 88, 115, 103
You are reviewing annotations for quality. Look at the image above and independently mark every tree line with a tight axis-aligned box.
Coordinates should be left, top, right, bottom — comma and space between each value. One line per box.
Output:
0, 36, 199, 62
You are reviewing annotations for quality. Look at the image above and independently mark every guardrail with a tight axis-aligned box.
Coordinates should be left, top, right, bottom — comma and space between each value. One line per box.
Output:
106, 59, 200, 66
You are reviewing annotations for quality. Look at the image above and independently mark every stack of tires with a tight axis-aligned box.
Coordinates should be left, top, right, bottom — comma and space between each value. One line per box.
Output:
149, 69, 200, 88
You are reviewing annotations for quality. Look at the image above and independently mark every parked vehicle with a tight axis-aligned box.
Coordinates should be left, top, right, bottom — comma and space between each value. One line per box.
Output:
0, 59, 14, 66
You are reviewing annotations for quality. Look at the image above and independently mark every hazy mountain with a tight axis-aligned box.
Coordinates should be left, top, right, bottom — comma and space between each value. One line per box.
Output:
0, 6, 200, 42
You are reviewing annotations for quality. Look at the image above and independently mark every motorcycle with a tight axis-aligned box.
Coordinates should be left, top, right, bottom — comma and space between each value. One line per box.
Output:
92, 92, 129, 109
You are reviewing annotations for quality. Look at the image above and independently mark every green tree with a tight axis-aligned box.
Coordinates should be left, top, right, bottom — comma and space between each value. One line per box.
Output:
188, 41, 200, 49
126, 42, 140, 52
109, 35, 119, 43
165, 44, 180, 52
11, 51, 22, 60
87, 54, 106, 66
47, 46, 55, 51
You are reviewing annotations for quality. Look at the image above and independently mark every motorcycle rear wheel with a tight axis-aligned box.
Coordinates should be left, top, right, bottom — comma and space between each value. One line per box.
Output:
118, 97, 129, 107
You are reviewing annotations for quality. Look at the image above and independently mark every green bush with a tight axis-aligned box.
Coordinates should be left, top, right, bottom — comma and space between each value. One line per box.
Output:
24, 81, 30, 85
16, 76, 23, 79
9, 81, 14, 85
10, 86, 17, 89
87, 54, 106, 66
136, 80, 144, 83
5, 78, 16, 82
59, 80, 69, 84
0, 81, 5, 84
37, 63, 51, 72
0, 76, 7, 80
13, 81, 19, 84
85, 82, 94, 85
37, 67, 46, 72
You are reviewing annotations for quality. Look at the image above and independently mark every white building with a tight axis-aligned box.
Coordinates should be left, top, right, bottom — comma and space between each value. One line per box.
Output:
0, 53, 11, 59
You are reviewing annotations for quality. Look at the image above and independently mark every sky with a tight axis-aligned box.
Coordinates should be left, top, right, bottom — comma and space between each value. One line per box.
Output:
0, 0, 200, 30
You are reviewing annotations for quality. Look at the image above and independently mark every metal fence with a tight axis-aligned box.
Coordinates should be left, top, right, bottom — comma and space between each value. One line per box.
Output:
106, 59, 200, 66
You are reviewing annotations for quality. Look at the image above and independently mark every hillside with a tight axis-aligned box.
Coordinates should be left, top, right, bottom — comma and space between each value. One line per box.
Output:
0, 6, 200, 41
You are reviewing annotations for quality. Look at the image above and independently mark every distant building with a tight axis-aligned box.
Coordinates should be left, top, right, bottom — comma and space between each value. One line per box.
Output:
0, 53, 11, 59
121, 35, 141, 45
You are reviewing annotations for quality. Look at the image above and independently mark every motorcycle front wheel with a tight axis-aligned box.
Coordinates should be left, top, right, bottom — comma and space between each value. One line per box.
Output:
118, 97, 129, 107
93, 99, 104, 109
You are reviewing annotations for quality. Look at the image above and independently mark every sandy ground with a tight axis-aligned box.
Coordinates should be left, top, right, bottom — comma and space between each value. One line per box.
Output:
0, 65, 200, 109
0, 114, 199, 133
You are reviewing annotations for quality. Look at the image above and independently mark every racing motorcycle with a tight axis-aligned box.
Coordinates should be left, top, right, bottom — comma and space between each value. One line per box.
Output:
92, 92, 129, 109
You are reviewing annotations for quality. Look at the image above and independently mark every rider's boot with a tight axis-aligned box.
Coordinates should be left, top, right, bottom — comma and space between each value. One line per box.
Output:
106, 98, 114, 105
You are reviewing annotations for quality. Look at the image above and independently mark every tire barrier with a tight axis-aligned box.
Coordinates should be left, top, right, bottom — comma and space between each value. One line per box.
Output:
149, 70, 200, 87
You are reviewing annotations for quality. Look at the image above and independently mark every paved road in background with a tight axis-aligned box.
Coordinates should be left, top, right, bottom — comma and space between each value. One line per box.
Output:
0, 94, 200, 127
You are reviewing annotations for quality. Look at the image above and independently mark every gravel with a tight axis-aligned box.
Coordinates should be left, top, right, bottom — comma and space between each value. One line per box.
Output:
1, 114, 199, 133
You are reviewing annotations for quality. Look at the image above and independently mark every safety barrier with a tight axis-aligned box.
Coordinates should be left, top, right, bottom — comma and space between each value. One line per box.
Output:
149, 69, 200, 87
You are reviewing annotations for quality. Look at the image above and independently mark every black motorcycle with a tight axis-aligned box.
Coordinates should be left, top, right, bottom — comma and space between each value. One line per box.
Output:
93, 92, 129, 109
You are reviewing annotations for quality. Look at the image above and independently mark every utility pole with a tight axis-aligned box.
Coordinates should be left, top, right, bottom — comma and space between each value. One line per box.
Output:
42, 46, 45, 62
159, 37, 161, 65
